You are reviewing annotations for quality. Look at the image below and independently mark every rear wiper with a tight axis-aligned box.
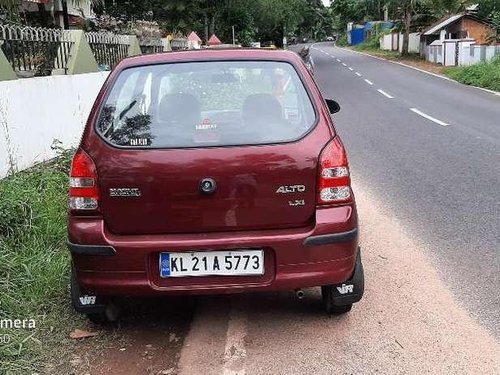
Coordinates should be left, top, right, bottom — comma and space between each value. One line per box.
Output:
101, 99, 139, 138
119, 99, 138, 120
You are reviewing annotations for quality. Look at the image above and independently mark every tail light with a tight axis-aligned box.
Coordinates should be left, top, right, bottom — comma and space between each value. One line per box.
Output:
69, 149, 99, 211
317, 137, 352, 205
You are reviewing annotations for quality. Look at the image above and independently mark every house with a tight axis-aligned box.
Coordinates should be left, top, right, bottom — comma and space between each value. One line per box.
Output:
208, 34, 221, 46
420, 13, 495, 49
421, 13, 499, 66
21, 0, 94, 29
187, 31, 202, 49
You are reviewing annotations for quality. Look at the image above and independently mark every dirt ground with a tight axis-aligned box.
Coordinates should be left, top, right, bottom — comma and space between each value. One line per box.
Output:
48, 297, 195, 375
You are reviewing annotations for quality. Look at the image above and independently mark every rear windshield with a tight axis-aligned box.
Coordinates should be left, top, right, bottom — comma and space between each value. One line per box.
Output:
96, 60, 316, 148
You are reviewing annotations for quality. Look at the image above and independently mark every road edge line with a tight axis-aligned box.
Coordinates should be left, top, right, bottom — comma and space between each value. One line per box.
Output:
337, 47, 500, 98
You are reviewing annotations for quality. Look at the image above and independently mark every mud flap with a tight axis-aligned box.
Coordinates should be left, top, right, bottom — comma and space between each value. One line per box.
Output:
330, 248, 364, 306
70, 266, 108, 314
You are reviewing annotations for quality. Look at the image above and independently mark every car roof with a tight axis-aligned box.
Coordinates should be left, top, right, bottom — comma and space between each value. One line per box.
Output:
116, 48, 303, 69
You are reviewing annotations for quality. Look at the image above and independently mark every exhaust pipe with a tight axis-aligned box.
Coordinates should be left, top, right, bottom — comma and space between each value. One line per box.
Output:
295, 289, 305, 299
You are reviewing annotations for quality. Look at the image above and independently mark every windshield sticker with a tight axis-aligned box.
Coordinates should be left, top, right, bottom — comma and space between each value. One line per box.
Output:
196, 118, 217, 130
129, 138, 150, 146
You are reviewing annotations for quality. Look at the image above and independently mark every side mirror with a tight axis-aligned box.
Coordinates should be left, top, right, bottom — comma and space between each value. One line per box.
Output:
325, 99, 340, 114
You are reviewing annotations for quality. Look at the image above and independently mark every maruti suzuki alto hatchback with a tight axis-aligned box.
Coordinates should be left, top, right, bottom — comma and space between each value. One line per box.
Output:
68, 48, 364, 323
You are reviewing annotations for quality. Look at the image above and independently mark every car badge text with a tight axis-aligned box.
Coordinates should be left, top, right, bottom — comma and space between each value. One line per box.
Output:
109, 188, 142, 197
276, 185, 306, 194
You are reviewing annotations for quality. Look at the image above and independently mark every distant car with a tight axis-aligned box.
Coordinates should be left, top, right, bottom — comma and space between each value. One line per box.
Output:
261, 41, 277, 49
68, 48, 364, 323
326, 36, 334, 41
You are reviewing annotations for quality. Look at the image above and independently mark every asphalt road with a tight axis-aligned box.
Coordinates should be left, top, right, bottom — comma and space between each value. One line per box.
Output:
308, 42, 500, 338
70, 44, 500, 374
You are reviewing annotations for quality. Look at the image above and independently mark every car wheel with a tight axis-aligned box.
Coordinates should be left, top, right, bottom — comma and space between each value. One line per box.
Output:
86, 303, 120, 325
321, 286, 353, 315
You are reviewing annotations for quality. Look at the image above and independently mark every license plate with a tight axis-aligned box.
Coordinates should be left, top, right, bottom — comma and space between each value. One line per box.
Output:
159, 250, 264, 278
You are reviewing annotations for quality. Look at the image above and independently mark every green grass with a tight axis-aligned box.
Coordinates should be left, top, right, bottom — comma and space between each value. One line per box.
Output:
443, 56, 500, 92
352, 35, 381, 51
0, 150, 77, 374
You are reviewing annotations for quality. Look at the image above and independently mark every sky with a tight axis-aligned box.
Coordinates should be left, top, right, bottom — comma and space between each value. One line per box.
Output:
322, 0, 330, 6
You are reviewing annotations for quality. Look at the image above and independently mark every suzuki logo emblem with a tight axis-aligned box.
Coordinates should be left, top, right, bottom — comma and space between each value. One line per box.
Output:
200, 178, 217, 195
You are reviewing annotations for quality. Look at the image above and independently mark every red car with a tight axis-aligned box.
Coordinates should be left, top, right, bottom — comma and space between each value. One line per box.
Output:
68, 48, 364, 323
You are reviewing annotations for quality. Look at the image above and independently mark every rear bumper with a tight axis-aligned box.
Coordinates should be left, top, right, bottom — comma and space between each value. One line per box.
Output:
69, 205, 359, 296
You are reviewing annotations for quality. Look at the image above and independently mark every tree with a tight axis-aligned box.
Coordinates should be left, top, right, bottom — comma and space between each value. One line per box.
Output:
475, 0, 500, 41
330, 0, 366, 31
423, 0, 472, 17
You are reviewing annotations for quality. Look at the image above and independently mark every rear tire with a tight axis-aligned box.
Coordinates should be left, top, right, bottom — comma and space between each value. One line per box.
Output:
86, 303, 120, 325
321, 286, 353, 315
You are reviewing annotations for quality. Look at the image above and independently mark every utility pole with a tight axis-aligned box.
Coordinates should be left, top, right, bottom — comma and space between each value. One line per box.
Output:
232, 25, 235, 45
62, 0, 70, 29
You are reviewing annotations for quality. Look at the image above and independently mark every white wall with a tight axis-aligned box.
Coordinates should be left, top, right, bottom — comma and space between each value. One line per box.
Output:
380, 33, 420, 53
426, 42, 500, 66
380, 34, 392, 50
398, 33, 420, 53
0, 72, 109, 178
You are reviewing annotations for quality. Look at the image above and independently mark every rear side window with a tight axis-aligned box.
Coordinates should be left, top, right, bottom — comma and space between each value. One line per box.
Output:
97, 60, 316, 148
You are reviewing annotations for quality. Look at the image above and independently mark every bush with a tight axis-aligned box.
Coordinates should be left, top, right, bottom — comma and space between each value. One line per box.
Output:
336, 33, 348, 47
353, 35, 380, 51
444, 56, 500, 92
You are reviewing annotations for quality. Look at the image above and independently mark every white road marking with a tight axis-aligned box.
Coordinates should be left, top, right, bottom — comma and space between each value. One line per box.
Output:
342, 63, 347, 66
410, 108, 449, 126
364, 79, 373, 85
355, 72, 362, 77
341, 47, 500, 97
223, 300, 248, 375
336, 58, 341, 62
377, 89, 394, 99
348, 67, 354, 71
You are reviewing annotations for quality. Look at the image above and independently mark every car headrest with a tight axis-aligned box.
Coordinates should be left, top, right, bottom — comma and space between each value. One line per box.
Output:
158, 93, 201, 126
242, 94, 283, 125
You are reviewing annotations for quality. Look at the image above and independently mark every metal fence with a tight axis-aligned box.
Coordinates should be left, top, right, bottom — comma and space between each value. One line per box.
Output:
171, 38, 188, 51
85, 32, 130, 70
0, 25, 73, 77
139, 37, 164, 54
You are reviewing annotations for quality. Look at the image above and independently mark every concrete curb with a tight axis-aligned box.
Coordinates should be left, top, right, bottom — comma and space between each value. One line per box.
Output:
338, 47, 500, 98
